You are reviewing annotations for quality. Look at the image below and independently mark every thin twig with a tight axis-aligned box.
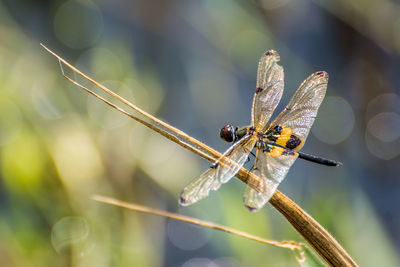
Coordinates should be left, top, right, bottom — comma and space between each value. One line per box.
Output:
42, 46, 222, 157
41, 44, 358, 267
92, 194, 305, 251
62, 74, 216, 163
41, 43, 268, 194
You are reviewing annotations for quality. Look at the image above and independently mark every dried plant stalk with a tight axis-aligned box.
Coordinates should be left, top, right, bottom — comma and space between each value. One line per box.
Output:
41, 44, 358, 267
91, 195, 305, 251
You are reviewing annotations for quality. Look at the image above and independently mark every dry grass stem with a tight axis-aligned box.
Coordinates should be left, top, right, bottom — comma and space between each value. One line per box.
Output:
62, 74, 216, 163
41, 44, 358, 267
92, 194, 304, 251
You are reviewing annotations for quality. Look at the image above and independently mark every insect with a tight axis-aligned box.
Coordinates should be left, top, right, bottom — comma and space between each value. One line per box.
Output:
179, 50, 341, 212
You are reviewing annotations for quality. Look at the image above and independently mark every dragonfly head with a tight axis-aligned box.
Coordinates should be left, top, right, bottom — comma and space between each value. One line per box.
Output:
219, 124, 236, 143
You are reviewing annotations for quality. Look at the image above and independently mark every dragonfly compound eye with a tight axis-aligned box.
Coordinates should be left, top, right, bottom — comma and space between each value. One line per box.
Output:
219, 124, 236, 143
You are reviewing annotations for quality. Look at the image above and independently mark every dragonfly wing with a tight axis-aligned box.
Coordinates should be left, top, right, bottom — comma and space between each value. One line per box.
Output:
179, 167, 223, 206
268, 71, 328, 145
180, 136, 256, 206
243, 147, 298, 211
251, 50, 285, 128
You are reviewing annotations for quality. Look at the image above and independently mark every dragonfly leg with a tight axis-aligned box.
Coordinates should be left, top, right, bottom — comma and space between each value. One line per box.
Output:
245, 151, 256, 165
248, 163, 255, 172
252, 148, 261, 171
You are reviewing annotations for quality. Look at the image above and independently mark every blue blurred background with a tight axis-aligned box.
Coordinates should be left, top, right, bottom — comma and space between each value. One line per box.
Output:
0, 0, 399, 266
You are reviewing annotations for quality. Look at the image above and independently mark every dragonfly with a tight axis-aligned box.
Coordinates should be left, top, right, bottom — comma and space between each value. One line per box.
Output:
179, 50, 341, 212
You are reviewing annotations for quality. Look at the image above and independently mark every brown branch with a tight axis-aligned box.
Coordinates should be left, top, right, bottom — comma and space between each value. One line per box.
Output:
41, 44, 358, 267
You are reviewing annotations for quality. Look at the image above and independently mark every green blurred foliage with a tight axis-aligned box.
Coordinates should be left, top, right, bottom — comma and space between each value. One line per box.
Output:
0, 0, 399, 266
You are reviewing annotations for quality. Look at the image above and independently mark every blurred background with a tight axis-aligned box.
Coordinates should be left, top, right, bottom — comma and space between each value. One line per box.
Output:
0, 0, 399, 266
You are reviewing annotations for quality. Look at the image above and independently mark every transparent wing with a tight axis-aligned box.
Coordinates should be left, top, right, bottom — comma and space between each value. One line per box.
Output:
243, 147, 298, 211
268, 71, 328, 142
243, 72, 328, 211
180, 136, 256, 206
251, 50, 285, 129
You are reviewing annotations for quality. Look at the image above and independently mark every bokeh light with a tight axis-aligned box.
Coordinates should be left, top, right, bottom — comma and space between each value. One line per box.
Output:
167, 219, 212, 251
212, 257, 241, 267
181, 258, 216, 267
51, 217, 94, 256
54, 0, 103, 49
1, 0, 400, 266
365, 93, 400, 160
365, 130, 400, 160
365, 93, 400, 119
367, 112, 400, 142
312, 96, 355, 145
50, 121, 104, 193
